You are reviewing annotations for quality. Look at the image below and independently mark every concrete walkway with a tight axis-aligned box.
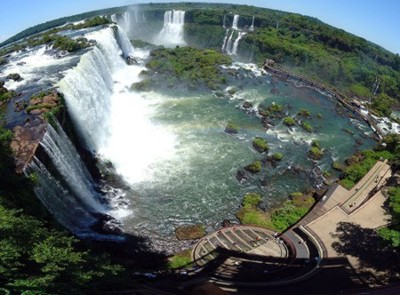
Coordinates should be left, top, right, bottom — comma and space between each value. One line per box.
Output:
186, 160, 391, 290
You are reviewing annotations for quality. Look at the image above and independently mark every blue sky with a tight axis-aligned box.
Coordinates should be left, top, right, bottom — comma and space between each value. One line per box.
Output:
1, 0, 399, 54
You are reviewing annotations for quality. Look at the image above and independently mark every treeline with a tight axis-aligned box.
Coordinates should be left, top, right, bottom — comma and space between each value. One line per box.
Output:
180, 5, 400, 116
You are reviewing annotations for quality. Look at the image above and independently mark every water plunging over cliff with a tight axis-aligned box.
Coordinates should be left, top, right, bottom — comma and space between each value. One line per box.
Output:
153, 10, 186, 47
222, 15, 246, 56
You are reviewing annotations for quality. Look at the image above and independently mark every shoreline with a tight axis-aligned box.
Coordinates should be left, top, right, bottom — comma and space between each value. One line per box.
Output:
263, 62, 383, 140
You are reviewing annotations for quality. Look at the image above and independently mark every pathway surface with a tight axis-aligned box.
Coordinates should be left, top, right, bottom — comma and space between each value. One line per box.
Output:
185, 160, 392, 292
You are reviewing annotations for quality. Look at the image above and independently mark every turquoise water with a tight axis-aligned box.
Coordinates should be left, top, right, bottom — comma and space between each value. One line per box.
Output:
121, 69, 375, 250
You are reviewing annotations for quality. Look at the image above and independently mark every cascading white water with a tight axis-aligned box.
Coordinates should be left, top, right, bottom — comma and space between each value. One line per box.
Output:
115, 25, 135, 58
40, 121, 104, 213
221, 14, 246, 55
27, 156, 98, 235
249, 16, 255, 31
223, 15, 227, 28
58, 28, 122, 151
232, 32, 246, 55
58, 26, 176, 185
153, 10, 186, 47
232, 14, 240, 30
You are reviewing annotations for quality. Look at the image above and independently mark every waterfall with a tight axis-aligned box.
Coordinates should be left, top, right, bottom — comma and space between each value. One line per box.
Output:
223, 15, 227, 28
221, 14, 245, 55
153, 10, 186, 47
232, 32, 246, 55
58, 25, 175, 184
58, 28, 124, 152
27, 156, 99, 236
232, 14, 239, 30
114, 25, 135, 59
40, 121, 104, 213
249, 16, 255, 31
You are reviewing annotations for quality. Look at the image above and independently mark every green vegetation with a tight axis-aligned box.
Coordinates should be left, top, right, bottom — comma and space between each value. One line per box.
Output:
379, 187, 400, 247
301, 121, 313, 133
236, 193, 272, 228
141, 47, 231, 90
332, 161, 345, 171
0, 81, 16, 103
272, 152, 284, 161
340, 149, 393, 189
237, 191, 315, 231
283, 116, 296, 126
244, 160, 262, 174
268, 103, 283, 113
252, 137, 269, 153
53, 35, 89, 52
224, 122, 239, 134
298, 108, 311, 117
0, 120, 127, 294
308, 141, 323, 160
242, 192, 262, 207
167, 250, 193, 269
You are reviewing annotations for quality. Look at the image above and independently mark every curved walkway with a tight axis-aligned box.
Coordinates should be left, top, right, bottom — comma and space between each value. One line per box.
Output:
186, 160, 391, 290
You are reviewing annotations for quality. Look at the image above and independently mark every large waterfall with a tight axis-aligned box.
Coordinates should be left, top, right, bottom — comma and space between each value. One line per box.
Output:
27, 121, 127, 238
58, 26, 175, 184
153, 10, 186, 47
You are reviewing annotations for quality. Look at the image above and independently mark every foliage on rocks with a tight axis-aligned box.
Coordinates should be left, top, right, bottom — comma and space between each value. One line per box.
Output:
252, 137, 269, 153
142, 46, 231, 90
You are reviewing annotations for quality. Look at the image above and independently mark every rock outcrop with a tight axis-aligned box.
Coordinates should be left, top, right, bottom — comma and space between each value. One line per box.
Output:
11, 118, 47, 173
10, 91, 63, 173
175, 224, 206, 240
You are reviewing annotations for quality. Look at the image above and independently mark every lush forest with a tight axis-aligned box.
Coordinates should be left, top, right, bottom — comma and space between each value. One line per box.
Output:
1, 2, 400, 292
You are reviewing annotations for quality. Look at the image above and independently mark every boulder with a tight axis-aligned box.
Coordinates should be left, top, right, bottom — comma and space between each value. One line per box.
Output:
6, 73, 22, 81
175, 224, 205, 240
91, 213, 123, 235
242, 101, 253, 109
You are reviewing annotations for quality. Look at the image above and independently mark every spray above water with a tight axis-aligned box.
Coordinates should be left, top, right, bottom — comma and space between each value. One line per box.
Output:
153, 10, 186, 47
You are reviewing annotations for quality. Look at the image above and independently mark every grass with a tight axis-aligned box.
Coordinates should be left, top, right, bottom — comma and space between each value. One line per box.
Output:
167, 250, 193, 269
283, 116, 296, 126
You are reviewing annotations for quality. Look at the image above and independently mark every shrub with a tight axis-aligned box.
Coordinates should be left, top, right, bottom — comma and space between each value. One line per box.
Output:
252, 137, 269, 153
272, 152, 283, 161
309, 146, 323, 160
225, 122, 239, 134
283, 116, 296, 126
301, 121, 312, 132
242, 193, 262, 208
244, 161, 262, 173
298, 108, 311, 117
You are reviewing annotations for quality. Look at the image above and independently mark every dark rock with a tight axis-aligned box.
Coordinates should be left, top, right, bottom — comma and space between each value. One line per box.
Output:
236, 169, 248, 182
91, 213, 123, 235
222, 219, 232, 228
224, 123, 239, 134
6, 73, 22, 81
242, 101, 253, 109
175, 224, 205, 240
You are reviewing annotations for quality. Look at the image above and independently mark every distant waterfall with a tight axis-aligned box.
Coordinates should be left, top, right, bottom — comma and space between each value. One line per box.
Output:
111, 10, 146, 38
221, 14, 246, 55
249, 16, 255, 31
232, 32, 246, 55
153, 10, 186, 47
232, 14, 239, 30
222, 15, 227, 28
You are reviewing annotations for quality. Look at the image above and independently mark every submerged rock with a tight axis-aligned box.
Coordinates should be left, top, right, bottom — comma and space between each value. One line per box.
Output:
175, 224, 205, 240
